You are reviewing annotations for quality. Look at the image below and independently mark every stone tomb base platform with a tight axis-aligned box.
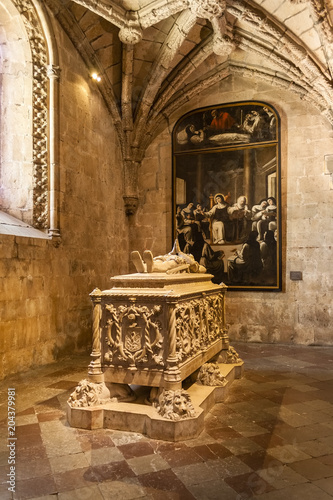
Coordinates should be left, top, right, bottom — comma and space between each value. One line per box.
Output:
67, 361, 243, 442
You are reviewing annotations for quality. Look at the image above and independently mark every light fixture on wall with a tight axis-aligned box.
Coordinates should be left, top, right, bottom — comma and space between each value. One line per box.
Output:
91, 72, 101, 82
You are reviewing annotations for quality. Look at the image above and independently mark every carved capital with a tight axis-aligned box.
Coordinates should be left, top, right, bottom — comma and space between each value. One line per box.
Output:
119, 25, 143, 44
213, 36, 234, 56
47, 64, 61, 80
123, 195, 138, 215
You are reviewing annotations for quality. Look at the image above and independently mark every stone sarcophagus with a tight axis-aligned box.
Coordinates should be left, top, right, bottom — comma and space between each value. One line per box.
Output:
88, 272, 229, 391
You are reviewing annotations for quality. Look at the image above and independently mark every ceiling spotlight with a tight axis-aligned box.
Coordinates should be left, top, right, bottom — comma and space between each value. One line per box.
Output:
91, 72, 101, 82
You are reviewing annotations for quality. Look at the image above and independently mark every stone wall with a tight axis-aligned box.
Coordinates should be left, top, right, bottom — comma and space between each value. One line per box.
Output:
133, 74, 333, 346
0, 22, 128, 380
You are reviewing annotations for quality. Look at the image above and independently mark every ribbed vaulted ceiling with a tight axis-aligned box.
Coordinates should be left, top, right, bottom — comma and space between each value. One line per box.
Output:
44, 0, 333, 163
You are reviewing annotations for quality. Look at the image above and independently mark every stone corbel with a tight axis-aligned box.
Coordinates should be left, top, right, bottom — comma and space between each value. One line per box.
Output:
123, 158, 140, 215
123, 195, 139, 216
118, 10, 143, 44
211, 17, 234, 56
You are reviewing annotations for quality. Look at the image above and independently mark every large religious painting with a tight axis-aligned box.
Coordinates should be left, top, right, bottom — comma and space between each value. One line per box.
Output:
172, 101, 282, 292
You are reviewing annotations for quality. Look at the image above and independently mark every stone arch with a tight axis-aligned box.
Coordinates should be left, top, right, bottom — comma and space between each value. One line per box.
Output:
0, 0, 60, 237
0, 1, 34, 223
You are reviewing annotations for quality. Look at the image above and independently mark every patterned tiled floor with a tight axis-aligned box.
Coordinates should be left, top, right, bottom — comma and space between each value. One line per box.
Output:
1, 342, 333, 499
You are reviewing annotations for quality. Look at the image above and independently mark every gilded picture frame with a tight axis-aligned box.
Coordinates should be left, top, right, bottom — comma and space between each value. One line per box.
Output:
172, 101, 282, 292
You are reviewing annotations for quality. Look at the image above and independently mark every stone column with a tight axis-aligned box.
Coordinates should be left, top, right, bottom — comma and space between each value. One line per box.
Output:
88, 288, 104, 382
163, 301, 182, 390
47, 64, 61, 239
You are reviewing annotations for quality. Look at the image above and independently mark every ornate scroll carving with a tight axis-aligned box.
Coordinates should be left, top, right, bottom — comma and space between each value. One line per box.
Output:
175, 293, 224, 363
13, 0, 49, 229
67, 380, 110, 407
155, 389, 196, 420
103, 302, 164, 368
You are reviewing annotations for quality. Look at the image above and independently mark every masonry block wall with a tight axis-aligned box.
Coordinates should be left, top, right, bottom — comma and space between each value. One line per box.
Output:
0, 25, 128, 380
134, 75, 333, 346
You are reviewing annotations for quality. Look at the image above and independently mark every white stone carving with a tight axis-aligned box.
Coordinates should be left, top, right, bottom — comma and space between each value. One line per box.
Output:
104, 302, 164, 368
67, 380, 110, 407
218, 345, 242, 364
13, 0, 49, 228
119, 26, 143, 44
155, 388, 196, 420
189, 0, 226, 20
196, 362, 227, 386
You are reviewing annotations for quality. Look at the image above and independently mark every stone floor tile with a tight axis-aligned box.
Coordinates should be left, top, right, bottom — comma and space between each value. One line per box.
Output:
206, 425, 243, 441
207, 455, 253, 479
289, 457, 333, 480
224, 471, 275, 497
127, 453, 170, 475
28, 496, 61, 500
313, 477, 333, 496
57, 485, 104, 499
49, 452, 90, 474
237, 449, 283, 471
268, 444, 312, 464
108, 432, 149, 448
187, 478, 240, 499
179, 431, 216, 448
118, 441, 156, 459
257, 464, 308, 489
285, 423, 333, 443
253, 482, 333, 499
159, 446, 204, 468
222, 436, 264, 455
54, 467, 102, 492
98, 479, 148, 500
297, 439, 333, 457
84, 446, 125, 466
249, 432, 287, 449
303, 409, 333, 424
180, 444, 218, 461
16, 457, 53, 481
206, 442, 233, 459
85, 461, 136, 483
16, 444, 48, 462
77, 428, 115, 450
229, 420, 270, 437
137, 469, 196, 499
36, 410, 65, 422
15, 414, 39, 426
173, 461, 219, 486
14, 475, 58, 499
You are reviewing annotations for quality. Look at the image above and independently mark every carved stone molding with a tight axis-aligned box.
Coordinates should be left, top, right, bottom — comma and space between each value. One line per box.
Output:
13, 0, 49, 229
